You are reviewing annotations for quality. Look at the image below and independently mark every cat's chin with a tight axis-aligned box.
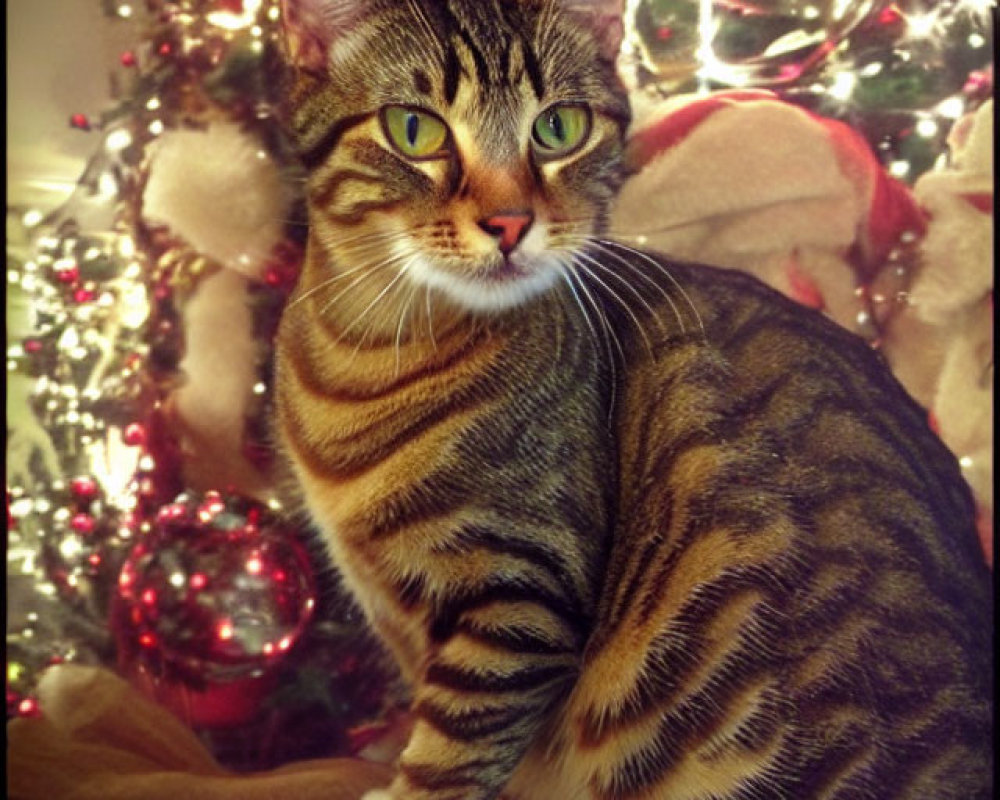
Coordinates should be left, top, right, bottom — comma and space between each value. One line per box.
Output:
407, 254, 563, 314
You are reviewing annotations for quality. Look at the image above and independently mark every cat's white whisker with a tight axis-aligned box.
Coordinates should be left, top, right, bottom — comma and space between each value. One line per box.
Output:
575, 236, 686, 336
289, 255, 391, 310
556, 264, 601, 354
556, 259, 619, 420
394, 281, 421, 377
425, 285, 438, 351
561, 257, 624, 365
597, 238, 707, 337
317, 254, 405, 318
288, 270, 371, 311
571, 255, 654, 356
573, 249, 667, 338
287, 231, 412, 310
338, 257, 414, 348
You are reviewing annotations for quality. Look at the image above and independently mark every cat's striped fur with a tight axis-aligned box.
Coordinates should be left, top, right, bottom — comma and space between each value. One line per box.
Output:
273, 1, 993, 797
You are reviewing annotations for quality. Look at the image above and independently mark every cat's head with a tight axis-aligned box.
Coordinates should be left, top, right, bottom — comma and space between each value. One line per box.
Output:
281, 0, 629, 316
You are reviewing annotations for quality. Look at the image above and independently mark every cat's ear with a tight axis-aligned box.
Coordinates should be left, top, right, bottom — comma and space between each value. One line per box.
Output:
562, 0, 625, 62
279, 0, 368, 73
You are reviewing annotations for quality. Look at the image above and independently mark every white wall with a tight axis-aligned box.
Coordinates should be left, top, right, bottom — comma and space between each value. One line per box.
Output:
7, 1, 139, 213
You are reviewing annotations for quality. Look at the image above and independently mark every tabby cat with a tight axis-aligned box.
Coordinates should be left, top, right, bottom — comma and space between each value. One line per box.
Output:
272, 1, 993, 797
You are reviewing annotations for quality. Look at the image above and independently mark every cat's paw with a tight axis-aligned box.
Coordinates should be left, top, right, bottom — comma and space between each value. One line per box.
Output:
360, 790, 395, 800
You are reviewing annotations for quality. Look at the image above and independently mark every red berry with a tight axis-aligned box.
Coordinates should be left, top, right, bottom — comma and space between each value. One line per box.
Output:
55, 265, 80, 284
70, 513, 96, 534
123, 423, 147, 447
17, 697, 40, 717
878, 6, 902, 25
70, 476, 99, 499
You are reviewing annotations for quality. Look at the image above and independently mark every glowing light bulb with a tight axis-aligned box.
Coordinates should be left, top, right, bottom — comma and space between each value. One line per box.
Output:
936, 96, 965, 119
904, 10, 938, 39
915, 118, 939, 138
98, 173, 118, 198
889, 160, 911, 179
829, 71, 857, 102
59, 537, 83, 559
22, 209, 43, 228
105, 129, 133, 152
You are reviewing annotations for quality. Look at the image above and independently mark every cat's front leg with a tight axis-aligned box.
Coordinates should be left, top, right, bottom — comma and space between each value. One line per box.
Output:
367, 604, 580, 800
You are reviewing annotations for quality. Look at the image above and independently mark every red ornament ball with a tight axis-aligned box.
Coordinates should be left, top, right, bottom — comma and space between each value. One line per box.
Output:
114, 492, 317, 726
878, 6, 903, 25
17, 697, 40, 718
55, 264, 80, 284
70, 513, 97, 535
69, 113, 91, 131
123, 422, 148, 447
70, 475, 99, 500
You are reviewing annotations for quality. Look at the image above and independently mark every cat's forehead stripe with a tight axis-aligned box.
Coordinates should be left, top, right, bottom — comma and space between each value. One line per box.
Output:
437, 0, 544, 104
299, 110, 372, 173
519, 38, 545, 101
413, 69, 433, 96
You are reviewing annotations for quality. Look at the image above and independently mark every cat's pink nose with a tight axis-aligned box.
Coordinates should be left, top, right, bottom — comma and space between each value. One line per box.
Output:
478, 211, 534, 256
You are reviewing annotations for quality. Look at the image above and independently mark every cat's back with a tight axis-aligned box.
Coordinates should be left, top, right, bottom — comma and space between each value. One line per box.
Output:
519, 259, 992, 800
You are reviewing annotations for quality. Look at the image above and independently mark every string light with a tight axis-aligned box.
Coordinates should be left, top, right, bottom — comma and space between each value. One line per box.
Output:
902, 8, 942, 40
22, 209, 43, 228
98, 173, 118, 198
105, 129, 133, 152
915, 117, 940, 138
828, 70, 857, 101
206, 0, 263, 31
936, 95, 967, 118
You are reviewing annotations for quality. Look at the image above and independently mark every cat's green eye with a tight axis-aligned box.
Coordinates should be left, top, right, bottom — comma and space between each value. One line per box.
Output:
382, 106, 449, 159
531, 104, 591, 157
